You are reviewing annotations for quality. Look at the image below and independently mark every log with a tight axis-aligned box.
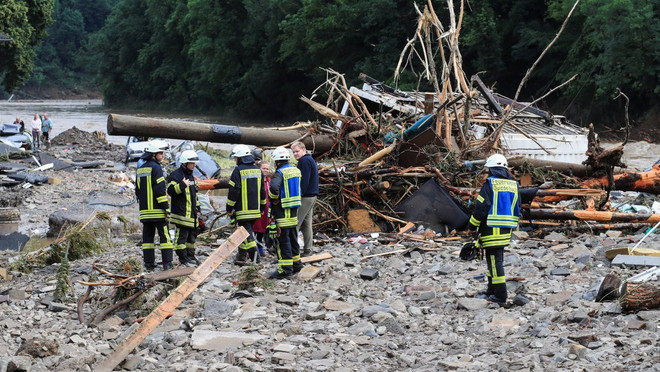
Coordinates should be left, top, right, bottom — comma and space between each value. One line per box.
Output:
107, 114, 334, 154
621, 281, 660, 311
528, 208, 660, 223
580, 164, 660, 194
94, 227, 248, 372
358, 141, 397, 167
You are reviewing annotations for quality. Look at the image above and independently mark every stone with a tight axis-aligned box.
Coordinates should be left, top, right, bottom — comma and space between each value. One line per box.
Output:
190, 330, 266, 352
457, 298, 489, 311
273, 343, 297, 353
627, 319, 646, 330
550, 268, 571, 276
546, 290, 573, 306
405, 285, 436, 301
360, 268, 379, 280
323, 299, 356, 312
512, 294, 530, 306
297, 266, 322, 281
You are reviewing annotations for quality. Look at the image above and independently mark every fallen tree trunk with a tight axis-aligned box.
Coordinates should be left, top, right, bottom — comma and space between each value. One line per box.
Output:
581, 164, 660, 194
621, 281, 660, 311
107, 114, 335, 154
528, 208, 660, 223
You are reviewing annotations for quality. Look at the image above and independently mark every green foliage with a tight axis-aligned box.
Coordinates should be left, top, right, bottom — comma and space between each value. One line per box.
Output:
0, 0, 55, 92
550, 0, 660, 106
47, 229, 104, 265
54, 256, 71, 302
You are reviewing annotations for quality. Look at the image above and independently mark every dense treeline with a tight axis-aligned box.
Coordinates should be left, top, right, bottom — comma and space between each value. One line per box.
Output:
2, 0, 660, 126
0, 0, 54, 93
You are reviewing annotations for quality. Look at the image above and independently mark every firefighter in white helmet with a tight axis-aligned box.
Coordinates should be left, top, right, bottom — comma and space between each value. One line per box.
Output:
268, 147, 303, 278
167, 150, 201, 266
468, 153, 520, 305
227, 145, 266, 265
136, 140, 174, 271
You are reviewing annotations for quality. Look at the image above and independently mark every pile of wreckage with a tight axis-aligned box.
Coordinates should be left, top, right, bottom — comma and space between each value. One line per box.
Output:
105, 1, 660, 269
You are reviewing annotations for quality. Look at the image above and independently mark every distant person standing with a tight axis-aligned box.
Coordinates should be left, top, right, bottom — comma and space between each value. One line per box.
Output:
291, 141, 318, 256
31, 113, 41, 150
41, 113, 52, 149
13, 117, 25, 133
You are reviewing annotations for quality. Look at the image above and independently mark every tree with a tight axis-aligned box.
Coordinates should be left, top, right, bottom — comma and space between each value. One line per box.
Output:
0, 0, 54, 93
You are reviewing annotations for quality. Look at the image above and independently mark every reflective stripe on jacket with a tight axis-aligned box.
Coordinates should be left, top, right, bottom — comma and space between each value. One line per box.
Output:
166, 166, 199, 228
469, 169, 520, 248
486, 178, 520, 228
136, 159, 168, 221
269, 164, 301, 209
226, 162, 266, 221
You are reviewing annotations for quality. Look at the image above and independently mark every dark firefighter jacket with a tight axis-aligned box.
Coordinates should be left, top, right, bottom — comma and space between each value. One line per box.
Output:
226, 156, 266, 221
166, 165, 199, 228
136, 158, 169, 222
469, 167, 521, 248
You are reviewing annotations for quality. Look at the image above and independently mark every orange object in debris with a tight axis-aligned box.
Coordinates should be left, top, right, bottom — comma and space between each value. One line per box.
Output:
581, 164, 660, 194
197, 178, 229, 190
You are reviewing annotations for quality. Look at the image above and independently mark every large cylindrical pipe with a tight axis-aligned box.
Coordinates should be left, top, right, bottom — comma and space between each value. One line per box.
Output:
107, 114, 335, 153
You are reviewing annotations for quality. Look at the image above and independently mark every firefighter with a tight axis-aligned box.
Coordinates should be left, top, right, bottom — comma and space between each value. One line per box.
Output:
227, 144, 266, 265
167, 149, 201, 266
468, 154, 520, 304
136, 140, 174, 271
268, 147, 303, 278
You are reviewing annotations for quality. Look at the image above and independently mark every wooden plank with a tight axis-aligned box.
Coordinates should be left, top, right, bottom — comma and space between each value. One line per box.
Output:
398, 222, 415, 234
143, 267, 195, 281
361, 249, 408, 262
301, 252, 333, 264
605, 247, 660, 261
94, 227, 249, 372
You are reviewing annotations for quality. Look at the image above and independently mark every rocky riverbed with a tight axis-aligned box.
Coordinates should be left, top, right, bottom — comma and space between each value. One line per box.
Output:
0, 130, 658, 372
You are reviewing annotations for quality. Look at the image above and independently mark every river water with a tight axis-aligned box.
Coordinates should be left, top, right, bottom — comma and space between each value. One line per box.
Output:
0, 99, 658, 170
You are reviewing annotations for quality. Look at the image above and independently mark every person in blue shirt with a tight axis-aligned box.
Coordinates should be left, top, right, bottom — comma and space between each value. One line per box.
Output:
41, 113, 52, 149
291, 141, 318, 257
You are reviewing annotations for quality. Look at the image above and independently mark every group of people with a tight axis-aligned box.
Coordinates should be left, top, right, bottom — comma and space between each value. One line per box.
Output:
13, 113, 52, 150
135, 141, 201, 270
135, 139, 319, 280
135, 136, 517, 303
225, 141, 318, 279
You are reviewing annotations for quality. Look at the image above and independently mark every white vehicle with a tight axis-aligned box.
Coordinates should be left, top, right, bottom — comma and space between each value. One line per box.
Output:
125, 137, 171, 163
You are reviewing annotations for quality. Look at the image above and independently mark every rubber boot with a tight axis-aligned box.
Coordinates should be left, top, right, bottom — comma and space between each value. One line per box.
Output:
293, 261, 304, 273
234, 249, 248, 266
187, 248, 201, 265
143, 249, 156, 272
176, 249, 189, 265
162, 248, 174, 270
247, 247, 259, 264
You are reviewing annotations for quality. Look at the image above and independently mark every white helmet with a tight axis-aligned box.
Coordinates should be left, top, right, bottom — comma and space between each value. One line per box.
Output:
145, 139, 170, 154
485, 154, 508, 168
180, 150, 200, 164
272, 147, 291, 161
230, 144, 251, 158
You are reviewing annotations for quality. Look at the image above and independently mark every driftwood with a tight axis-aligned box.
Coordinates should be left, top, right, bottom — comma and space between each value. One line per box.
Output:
95, 227, 248, 372
528, 208, 660, 223
621, 282, 660, 311
596, 270, 660, 311
581, 164, 660, 194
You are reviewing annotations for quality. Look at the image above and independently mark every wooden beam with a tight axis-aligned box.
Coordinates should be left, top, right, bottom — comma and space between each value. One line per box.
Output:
94, 227, 249, 372
301, 252, 333, 264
